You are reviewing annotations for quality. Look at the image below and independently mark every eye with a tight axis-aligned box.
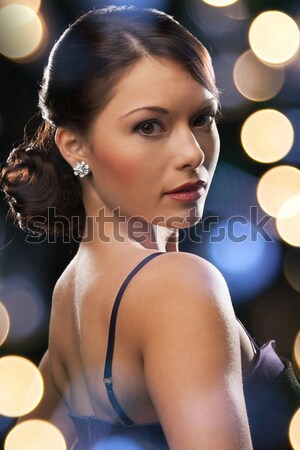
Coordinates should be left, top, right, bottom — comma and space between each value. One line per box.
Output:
135, 120, 164, 136
193, 114, 216, 129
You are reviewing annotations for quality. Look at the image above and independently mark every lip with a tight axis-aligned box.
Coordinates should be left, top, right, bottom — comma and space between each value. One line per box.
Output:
164, 180, 207, 201
164, 180, 207, 194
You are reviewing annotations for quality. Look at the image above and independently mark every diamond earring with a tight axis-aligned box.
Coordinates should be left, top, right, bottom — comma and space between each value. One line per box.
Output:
73, 161, 90, 178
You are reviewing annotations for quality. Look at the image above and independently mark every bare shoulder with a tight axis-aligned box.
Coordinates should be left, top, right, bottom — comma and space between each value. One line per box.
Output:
135, 251, 234, 320
173, 250, 227, 287
133, 251, 238, 365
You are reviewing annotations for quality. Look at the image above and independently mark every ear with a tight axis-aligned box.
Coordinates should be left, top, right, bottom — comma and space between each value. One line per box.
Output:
55, 127, 89, 169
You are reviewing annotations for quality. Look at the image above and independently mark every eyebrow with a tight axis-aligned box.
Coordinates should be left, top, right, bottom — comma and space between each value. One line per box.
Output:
120, 106, 168, 119
119, 99, 218, 119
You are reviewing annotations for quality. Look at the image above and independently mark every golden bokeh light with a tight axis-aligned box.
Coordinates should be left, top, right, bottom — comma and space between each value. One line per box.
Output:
0, 0, 41, 13
0, 4, 44, 60
233, 50, 285, 101
202, 0, 239, 7
0, 356, 43, 417
284, 250, 300, 293
277, 195, 300, 220
4, 420, 67, 450
0, 301, 10, 345
289, 408, 300, 450
294, 331, 300, 373
241, 109, 294, 163
257, 166, 300, 218
276, 195, 300, 247
249, 11, 300, 65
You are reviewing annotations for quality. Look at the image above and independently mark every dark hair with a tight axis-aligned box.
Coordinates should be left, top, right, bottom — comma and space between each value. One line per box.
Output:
0, 5, 218, 237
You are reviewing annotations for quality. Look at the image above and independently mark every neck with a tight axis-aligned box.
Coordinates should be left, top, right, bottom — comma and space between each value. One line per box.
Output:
153, 224, 179, 252
79, 207, 179, 253
79, 181, 179, 253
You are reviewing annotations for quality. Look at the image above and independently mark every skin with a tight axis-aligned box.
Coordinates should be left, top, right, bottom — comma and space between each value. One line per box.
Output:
18, 56, 254, 450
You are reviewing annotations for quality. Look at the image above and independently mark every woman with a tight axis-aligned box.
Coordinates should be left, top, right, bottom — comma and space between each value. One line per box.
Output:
1, 6, 299, 450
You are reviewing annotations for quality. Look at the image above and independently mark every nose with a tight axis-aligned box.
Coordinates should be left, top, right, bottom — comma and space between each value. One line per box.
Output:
174, 128, 205, 170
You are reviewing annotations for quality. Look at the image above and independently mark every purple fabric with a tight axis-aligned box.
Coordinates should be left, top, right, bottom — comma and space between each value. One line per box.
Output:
245, 340, 284, 397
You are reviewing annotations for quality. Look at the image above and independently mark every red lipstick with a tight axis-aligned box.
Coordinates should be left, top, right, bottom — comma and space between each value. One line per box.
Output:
164, 180, 207, 201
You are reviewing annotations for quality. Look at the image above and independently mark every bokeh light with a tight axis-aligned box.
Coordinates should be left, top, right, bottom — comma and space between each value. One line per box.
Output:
293, 331, 300, 373
221, 1, 249, 20
276, 195, 300, 247
0, 356, 43, 417
249, 11, 300, 65
203, 220, 282, 302
0, 4, 44, 60
289, 408, 300, 450
4, 420, 66, 450
214, 53, 248, 112
284, 248, 300, 293
0, 302, 10, 345
1, 276, 47, 349
233, 50, 285, 101
204, 161, 278, 240
278, 195, 300, 219
0, 0, 41, 13
257, 166, 300, 218
185, 0, 244, 40
241, 109, 294, 163
202, 0, 239, 7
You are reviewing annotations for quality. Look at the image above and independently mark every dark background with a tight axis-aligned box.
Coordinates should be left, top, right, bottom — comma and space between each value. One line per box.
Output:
0, 0, 300, 445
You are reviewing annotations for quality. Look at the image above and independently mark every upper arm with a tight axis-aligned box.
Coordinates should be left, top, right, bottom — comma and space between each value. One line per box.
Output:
17, 350, 77, 449
138, 252, 253, 450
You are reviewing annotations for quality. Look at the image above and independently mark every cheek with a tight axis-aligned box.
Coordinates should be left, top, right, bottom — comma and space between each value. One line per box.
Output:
92, 145, 141, 185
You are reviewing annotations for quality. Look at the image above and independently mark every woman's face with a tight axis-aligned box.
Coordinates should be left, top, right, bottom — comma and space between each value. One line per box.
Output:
85, 56, 220, 228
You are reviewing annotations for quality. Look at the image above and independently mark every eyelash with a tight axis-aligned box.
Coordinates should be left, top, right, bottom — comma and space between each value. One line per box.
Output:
134, 113, 218, 137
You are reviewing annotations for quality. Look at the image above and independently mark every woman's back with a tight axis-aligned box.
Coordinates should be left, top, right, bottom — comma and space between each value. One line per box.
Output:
48, 248, 260, 448
50, 248, 164, 425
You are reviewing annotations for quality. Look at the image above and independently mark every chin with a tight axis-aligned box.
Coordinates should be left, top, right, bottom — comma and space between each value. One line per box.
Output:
152, 205, 204, 229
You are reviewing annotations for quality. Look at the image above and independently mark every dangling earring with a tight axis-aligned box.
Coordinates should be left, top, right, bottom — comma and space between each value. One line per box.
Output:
73, 161, 90, 178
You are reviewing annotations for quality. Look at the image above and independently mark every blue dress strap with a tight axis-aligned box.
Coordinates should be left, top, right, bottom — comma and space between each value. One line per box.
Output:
103, 252, 164, 425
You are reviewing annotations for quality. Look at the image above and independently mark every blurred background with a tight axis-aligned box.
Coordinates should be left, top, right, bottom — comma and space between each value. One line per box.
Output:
0, 0, 300, 448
